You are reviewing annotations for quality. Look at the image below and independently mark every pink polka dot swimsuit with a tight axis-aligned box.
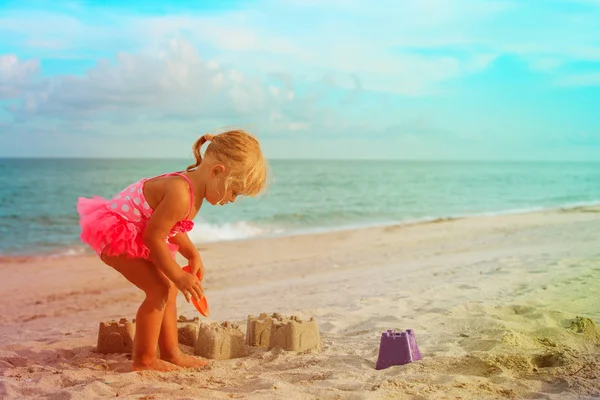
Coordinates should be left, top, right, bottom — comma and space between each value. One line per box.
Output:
77, 172, 195, 260
109, 180, 151, 220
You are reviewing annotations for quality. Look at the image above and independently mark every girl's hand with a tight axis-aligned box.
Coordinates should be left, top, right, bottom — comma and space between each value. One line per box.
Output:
175, 271, 204, 303
188, 253, 205, 282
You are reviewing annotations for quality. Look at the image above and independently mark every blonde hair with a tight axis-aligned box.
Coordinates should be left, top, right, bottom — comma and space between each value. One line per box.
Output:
186, 129, 268, 197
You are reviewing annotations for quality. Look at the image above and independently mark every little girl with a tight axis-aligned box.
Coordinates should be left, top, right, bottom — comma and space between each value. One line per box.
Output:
77, 129, 268, 371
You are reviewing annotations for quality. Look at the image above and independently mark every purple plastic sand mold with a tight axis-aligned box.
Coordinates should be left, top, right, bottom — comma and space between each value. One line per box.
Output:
375, 329, 422, 370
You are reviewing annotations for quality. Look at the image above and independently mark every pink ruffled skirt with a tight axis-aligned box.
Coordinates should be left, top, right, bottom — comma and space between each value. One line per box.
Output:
77, 196, 177, 260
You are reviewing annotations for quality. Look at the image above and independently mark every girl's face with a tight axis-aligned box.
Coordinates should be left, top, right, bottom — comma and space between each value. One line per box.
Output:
205, 164, 239, 206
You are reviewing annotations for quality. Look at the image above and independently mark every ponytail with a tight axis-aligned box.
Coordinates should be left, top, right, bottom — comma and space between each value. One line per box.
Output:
186, 134, 214, 171
185, 129, 268, 198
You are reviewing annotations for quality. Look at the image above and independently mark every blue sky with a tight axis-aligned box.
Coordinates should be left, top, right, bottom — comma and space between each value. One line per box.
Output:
0, 0, 599, 160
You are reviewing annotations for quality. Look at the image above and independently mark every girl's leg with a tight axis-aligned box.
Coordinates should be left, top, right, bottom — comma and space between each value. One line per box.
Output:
157, 280, 209, 368
101, 253, 179, 372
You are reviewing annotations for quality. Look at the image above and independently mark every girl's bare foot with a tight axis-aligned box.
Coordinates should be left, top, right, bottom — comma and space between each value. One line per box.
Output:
132, 358, 181, 372
161, 351, 209, 368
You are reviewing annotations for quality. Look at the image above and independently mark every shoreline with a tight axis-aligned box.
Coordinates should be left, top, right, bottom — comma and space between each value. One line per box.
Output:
2, 201, 600, 264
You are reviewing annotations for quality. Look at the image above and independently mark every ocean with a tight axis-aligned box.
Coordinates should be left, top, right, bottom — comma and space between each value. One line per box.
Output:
1, 158, 599, 257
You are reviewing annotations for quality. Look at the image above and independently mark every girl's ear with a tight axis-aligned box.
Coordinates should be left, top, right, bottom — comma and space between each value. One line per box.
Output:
210, 163, 226, 176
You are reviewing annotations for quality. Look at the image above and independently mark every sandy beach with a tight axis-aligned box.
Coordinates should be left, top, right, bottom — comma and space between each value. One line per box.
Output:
1, 206, 599, 399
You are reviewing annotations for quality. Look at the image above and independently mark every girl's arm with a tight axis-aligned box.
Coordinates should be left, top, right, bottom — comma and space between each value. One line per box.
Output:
169, 233, 205, 280
143, 181, 203, 301
168, 232, 198, 261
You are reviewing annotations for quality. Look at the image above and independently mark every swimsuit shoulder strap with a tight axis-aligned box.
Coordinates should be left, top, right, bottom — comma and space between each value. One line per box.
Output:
172, 172, 195, 220
145, 171, 195, 220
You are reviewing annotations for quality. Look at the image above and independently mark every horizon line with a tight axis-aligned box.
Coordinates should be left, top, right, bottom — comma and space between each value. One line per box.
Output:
0, 156, 598, 163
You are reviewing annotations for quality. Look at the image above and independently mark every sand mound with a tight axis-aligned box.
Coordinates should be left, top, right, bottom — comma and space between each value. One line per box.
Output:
439, 302, 600, 398
569, 317, 600, 342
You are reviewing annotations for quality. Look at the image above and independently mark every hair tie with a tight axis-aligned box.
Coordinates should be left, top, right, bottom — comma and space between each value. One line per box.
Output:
205, 134, 214, 142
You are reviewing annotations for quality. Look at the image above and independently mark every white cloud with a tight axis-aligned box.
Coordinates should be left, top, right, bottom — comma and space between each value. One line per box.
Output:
0, 0, 520, 96
139, 1, 510, 95
138, 14, 300, 55
556, 73, 600, 87
0, 54, 41, 99
528, 58, 565, 72
2, 0, 599, 90
1, 0, 599, 159
110, 0, 598, 95
8, 40, 259, 118
2, 39, 365, 142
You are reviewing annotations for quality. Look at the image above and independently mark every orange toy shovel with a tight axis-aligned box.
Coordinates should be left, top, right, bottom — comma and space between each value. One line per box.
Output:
182, 265, 210, 317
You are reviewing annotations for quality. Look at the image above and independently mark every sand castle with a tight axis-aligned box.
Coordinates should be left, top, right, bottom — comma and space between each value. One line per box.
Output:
96, 313, 321, 357
246, 313, 277, 348
177, 315, 200, 347
246, 313, 321, 352
96, 318, 135, 354
194, 321, 247, 360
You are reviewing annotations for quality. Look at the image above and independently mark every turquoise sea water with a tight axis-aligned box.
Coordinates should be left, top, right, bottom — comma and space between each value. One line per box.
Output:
1, 159, 599, 256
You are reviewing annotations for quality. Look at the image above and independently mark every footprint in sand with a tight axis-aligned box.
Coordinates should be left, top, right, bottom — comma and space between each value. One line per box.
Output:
531, 352, 568, 369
